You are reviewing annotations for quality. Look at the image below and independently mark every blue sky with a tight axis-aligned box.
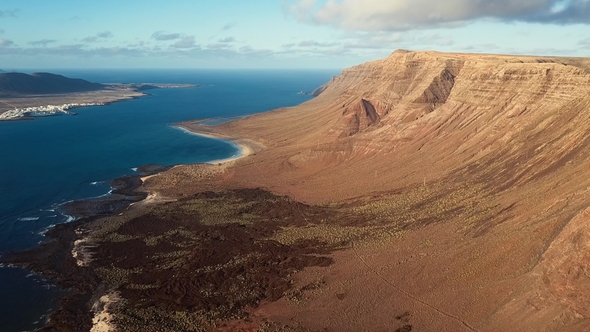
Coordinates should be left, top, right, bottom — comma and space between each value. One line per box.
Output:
1, 0, 589, 69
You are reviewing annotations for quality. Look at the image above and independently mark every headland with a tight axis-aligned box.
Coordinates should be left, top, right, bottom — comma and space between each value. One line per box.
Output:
0, 71, 197, 120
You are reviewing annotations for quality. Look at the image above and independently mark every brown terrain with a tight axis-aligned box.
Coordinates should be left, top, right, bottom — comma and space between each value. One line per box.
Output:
12, 50, 590, 332
144, 50, 590, 331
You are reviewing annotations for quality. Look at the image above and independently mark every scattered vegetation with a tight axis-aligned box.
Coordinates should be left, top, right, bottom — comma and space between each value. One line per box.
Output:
87, 182, 503, 331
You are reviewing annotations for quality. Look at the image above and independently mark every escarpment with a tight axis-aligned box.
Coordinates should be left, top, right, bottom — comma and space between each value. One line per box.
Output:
149, 50, 590, 331
177, 50, 590, 202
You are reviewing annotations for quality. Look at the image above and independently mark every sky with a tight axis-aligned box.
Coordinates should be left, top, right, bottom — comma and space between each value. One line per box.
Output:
0, 0, 589, 69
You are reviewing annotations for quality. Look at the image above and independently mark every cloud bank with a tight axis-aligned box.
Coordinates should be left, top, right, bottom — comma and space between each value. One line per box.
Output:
0, 39, 14, 47
284, 0, 590, 30
29, 39, 57, 46
83, 31, 113, 43
0, 9, 18, 18
152, 31, 182, 41
172, 36, 196, 48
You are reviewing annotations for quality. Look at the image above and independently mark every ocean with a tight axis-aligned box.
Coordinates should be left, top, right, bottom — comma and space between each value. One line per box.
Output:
0, 69, 339, 331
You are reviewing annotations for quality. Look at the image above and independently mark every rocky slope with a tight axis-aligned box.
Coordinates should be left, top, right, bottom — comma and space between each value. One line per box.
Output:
143, 50, 590, 331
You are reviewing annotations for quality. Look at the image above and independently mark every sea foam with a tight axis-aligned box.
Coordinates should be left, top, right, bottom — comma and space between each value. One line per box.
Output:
18, 217, 40, 221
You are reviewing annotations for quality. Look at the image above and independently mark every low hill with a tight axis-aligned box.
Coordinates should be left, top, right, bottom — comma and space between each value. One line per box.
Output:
0, 72, 104, 95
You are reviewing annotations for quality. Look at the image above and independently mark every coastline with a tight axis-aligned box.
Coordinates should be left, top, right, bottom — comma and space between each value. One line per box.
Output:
0, 88, 147, 120
3, 53, 590, 331
2, 119, 263, 332
83, 125, 260, 332
0, 84, 198, 121
0, 70, 339, 331
174, 121, 263, 164
2, 163, 173, 331
137, 122, 261, 187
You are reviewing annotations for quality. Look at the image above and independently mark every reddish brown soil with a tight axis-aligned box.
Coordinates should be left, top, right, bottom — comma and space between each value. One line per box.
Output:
84, 189, 356, 331
140, 51, 590, 331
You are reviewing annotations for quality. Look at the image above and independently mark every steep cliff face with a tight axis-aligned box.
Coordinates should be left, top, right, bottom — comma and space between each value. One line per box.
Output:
208, 51, 590, 208
157, 51, 590, 331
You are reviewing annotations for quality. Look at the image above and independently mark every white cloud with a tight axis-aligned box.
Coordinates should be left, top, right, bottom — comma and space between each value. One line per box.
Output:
579, 37, 590, 49
83, 31, 113, 43
97, 31, 113, 38
0, 9, 18, 18
219, 37, 236, 43
298, 40, 339, 47
222, 22, 236, 30
207, 43, 231, 50
152, 31, 182, 41
283, 0, 318, 21
0, 39, 14, 47
172, 36, 196, 49
284, 0, 590, 31
29, 39, 57, 46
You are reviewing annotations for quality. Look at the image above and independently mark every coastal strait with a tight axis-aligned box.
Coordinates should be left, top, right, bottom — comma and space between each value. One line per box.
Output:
6, 50, 590, 331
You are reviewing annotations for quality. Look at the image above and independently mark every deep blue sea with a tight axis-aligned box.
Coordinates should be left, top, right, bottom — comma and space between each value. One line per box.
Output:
0, 69, 339, 331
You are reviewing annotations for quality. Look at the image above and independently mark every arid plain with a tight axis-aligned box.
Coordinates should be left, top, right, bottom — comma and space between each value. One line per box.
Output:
17, 50, 590, 331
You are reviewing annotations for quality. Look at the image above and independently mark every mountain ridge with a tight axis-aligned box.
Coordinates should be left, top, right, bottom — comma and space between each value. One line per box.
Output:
189, 50, 590, 204
0, 72, 104, 95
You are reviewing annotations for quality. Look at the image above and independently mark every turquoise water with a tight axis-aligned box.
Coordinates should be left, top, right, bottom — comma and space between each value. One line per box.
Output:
0, 69, 338, 331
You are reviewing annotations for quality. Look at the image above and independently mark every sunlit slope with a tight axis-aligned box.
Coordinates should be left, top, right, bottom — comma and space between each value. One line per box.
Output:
146, 50, 590, 330
208, 50, 590, 330
212, 50, 590, 202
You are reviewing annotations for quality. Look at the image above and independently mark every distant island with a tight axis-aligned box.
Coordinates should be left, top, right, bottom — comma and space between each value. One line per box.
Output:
0, 72, 198, 120
0, 72, 105, 95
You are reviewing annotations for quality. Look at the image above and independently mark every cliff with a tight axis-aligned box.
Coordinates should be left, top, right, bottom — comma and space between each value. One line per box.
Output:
146, 50, 590, 331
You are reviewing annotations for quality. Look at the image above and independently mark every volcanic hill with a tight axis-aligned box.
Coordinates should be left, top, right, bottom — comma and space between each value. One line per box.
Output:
140, 50, 590, 331
0, 72, 104, 96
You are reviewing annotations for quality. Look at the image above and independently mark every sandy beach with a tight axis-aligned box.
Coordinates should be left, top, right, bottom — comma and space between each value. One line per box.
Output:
175, 121, 264, 162
137, 122, 262, 189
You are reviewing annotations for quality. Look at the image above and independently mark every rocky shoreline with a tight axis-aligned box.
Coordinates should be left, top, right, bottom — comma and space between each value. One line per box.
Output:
1, 121, 377, 331
1, 165, 170, 332
0, 122, 339, 331
2, 168, 350, 332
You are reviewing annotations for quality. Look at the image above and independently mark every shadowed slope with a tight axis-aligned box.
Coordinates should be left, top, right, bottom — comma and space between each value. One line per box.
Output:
0, 72, 104, 95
